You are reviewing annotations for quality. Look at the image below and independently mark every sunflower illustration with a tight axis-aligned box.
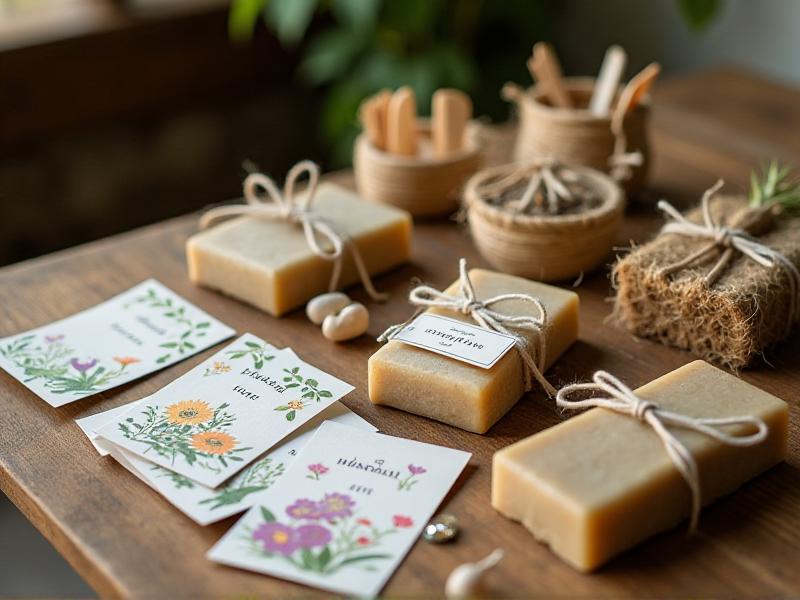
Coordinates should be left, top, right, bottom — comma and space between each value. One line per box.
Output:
191, 431, 238, 455
165, 400, 214, 425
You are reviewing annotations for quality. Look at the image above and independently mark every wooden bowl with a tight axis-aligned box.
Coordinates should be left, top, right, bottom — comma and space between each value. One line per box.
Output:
354, 119, 483, 218
464, 162, 625, 282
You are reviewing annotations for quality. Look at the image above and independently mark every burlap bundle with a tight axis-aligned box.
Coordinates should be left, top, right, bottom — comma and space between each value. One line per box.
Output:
613, 195, 800, 369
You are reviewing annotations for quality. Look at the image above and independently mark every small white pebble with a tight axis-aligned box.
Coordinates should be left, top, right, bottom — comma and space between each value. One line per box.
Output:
444, 548, 504, 599
306, 292, 351, 325
321, 302, 369, 342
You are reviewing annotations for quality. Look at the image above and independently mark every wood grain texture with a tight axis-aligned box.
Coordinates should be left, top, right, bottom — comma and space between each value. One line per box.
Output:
1, 68, 799, 597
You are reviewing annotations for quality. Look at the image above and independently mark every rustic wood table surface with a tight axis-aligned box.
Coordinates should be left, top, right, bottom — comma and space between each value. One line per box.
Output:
1, 68, 799, 598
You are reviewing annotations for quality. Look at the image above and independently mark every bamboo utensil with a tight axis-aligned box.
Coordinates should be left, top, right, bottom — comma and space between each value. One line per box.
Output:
387, 86, 418, 156
359, 90, 387, 150
611, 62, 660, 132
432, 88, 473, 158
527, 42, 573, 109
589, 45, 627, 116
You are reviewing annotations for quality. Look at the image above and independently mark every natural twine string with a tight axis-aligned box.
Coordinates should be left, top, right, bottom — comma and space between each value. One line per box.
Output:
200, 160, 387, 302
658, 179, 800, 330
556, 370, 769, 533
378, 258, 556, 396
609, 111, 644, 182
474, 160, 577, 214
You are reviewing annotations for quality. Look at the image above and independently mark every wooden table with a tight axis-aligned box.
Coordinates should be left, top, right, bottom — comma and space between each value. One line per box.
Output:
1, 68, 799, 597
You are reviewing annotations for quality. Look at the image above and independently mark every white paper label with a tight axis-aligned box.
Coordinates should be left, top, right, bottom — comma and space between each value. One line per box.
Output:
390, 313, 516, 369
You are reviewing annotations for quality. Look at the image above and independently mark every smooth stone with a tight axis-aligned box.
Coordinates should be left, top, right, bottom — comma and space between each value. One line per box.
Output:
423, 513, 459, 543
306, 292, 351, 325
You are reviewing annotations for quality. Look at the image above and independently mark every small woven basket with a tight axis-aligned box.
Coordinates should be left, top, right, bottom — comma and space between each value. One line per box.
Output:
464, 162, 624, 282
354, 119, 482, 218
505, 77, 650, 193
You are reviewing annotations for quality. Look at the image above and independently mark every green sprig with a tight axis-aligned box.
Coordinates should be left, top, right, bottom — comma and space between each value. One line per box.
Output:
748, 160, 800, 215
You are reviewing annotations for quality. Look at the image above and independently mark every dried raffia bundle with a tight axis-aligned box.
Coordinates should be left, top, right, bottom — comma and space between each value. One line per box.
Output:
463, 160, 624, 281
613, 162, 800, 369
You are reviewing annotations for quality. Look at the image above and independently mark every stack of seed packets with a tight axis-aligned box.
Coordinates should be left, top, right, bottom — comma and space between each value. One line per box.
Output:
208, 421, 472, 597
81, 333, 369, 524
0, 280, 235, 406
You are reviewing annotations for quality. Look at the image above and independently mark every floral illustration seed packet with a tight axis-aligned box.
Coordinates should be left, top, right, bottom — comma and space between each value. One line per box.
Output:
95, 333, 354, 488
0, 280, 234, 407
75, 341, 293, 456
207, 421, 471, 597
104, 403, 377, 525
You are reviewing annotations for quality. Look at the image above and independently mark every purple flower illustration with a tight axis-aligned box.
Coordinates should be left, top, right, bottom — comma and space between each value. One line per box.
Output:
398, 464, 427, 491
317, 493, 355, 520
45, 335, 64, 344
248, 494, 397, 576
70, 358, 98, 373
253, 522, 298, 556
286, 498, 320, 520
295, 524, 332, 549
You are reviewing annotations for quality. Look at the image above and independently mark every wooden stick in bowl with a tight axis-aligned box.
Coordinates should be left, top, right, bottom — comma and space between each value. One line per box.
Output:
359, 96, 382, 150
589, 45, 627, 116
611, 62, 661, 132
387, 86, 418, 156
528, 42, 573, 109
432, 88, 472, 158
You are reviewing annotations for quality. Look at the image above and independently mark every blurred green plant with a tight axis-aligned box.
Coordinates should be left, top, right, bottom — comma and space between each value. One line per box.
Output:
677, 0, 723, 32
230, 0, 722, 166
230, 0, 555, 165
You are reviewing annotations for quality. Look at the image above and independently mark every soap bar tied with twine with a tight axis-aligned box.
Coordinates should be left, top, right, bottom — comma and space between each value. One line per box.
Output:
556, 371, 768, 532
199, 160, 387, 302
378, 258, 556, 396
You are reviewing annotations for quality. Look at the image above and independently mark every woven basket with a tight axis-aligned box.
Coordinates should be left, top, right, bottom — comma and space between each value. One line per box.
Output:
507, 77, 650, 193
464, 162, 624, 281
354, 119, 482, 218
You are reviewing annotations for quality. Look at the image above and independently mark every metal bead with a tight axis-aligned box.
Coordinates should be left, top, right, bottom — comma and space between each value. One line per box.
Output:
423, 513, 459, 543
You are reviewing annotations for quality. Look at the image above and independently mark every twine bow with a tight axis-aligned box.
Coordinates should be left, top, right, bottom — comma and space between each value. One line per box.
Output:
556, 370, 769, 533
476, 160, 578, 215
658, 179, 800, 329
200, 160, 387, 302
378, 258, 556, 396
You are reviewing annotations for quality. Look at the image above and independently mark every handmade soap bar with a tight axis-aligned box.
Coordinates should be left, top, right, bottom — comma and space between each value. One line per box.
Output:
187, 183, 412, 316
368, 269, 578, 433
492, 360, 788, 572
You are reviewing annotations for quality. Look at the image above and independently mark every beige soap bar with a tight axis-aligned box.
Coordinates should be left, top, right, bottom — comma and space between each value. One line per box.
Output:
368, 269, 579, 433
492, 360, 789, 572
187, 183, 413, 316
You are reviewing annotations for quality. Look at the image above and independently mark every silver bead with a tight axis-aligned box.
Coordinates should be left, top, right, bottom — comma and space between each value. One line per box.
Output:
423, 513, 459, 543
